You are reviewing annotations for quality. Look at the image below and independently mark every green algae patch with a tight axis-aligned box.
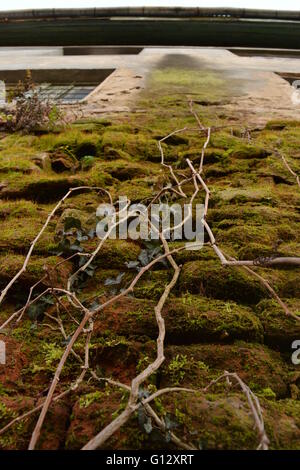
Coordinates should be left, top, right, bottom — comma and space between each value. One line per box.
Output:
149, 68, 230, 103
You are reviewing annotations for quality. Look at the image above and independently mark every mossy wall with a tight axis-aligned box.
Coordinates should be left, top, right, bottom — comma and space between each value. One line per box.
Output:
0, 65, 300, 450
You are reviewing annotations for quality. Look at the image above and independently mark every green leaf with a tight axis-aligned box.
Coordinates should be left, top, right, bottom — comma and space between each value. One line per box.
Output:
104, 272, 125, 286
144, 418, 153, 434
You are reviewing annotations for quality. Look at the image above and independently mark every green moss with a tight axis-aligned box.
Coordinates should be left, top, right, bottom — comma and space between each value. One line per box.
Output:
168, 242, 216, 264
151, 392, 300, 449
265, 120, 300, 130
79, 391, 105, 408
167, 354, 189, 385
0, 401, 16, 424
225, 144, 270, 159
134, 271, 170, 300
0, 173, 87, 202
0, 152, 40, 174
93, 239, 140, 269
42, 343, 64, 367
96, 160, 153, 181
177, 146, 227, 167
179, 260, 267, 304
259, 387, 277, 400
215, 224, 278, 249
216, 186, 277, 206
0, 199, 42, 219
0, 215, 56, 254
209, 132, 241, 150
34, 129, 101, 157
101, 130, 162, 162
255, 298, 300, 350
0, 254, 71, 289
116, 179, 155, 203
72, 117, 112, 131
148, 68, 230, 105
162, 342, 289, 397
100, 295, 263, 343
166, 295, 264, 343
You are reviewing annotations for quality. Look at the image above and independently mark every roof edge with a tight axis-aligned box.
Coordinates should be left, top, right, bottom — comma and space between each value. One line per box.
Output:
0, 7, 299, 22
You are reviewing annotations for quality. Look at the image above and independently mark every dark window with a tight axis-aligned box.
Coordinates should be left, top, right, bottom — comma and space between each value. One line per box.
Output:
36, 84, 96, 102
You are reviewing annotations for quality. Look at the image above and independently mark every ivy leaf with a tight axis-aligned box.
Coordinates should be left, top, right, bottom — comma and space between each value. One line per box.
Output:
89, 301, 100, 312
104, 272, 125, 286
61, 336, 71, 346
144, 418, 153, 434
138, 405, 146, 426
148, 247, 161, 259
125, 260, 140, 270
70, 243, 83, 252
138, 387, 150, 400
27, 295, 54, 321
144, 240, 161, 250
76, 230, 88, 242
85, 264, 95, 277
78, 256, 88, 267
88, 228, 96, 239
138, 249, 149, 266
57, 237, 71, 253
138, 404, 152, 435
164, 414, 178, 431
30, 322, 37, 331
43, 296, 55, 306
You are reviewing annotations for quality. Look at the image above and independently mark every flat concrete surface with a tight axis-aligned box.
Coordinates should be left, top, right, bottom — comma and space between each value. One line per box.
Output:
2, 46, 300, 74
1, 46, 300, 125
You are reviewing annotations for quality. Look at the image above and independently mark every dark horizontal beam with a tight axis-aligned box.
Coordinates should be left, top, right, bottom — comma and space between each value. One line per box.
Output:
0, 7, 300, 21
1, 18, 300, 49
0, 68, 115, 84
